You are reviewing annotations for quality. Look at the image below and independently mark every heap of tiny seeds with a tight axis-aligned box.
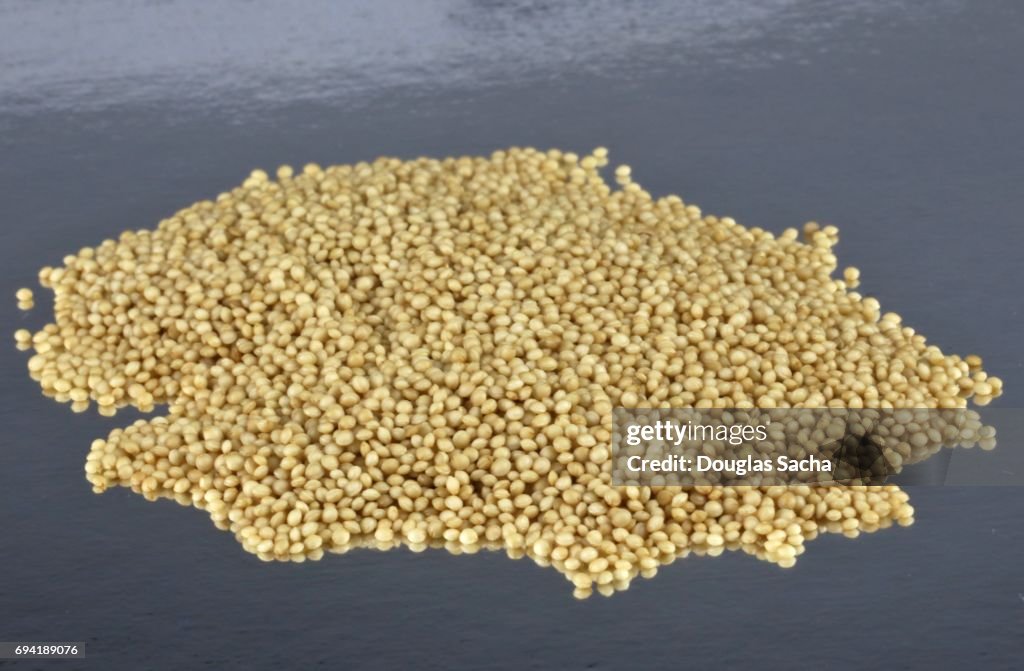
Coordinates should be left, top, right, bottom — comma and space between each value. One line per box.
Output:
17, 148, 1003, 598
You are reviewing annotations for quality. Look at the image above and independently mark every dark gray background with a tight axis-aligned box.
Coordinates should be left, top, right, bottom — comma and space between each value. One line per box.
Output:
1, 1, 1022, 669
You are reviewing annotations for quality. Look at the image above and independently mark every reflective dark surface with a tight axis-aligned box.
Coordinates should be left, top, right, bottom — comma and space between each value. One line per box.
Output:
1, 2, 1022, 669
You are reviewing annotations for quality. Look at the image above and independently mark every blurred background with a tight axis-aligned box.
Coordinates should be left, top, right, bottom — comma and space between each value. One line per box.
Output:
1, 1, 1022, 669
